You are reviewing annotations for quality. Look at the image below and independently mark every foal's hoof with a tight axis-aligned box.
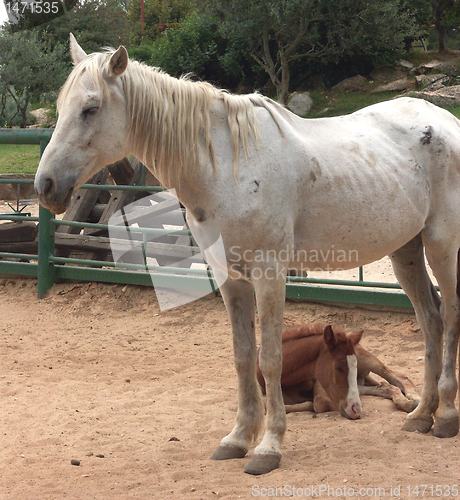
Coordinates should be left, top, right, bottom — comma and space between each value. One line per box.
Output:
402, 415, 433, 433
244, 453, 281, 475
210, 444, 247, 460
433, 415, 459, 438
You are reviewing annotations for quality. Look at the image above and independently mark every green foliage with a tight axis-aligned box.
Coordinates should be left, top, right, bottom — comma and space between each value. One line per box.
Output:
0, 30, 67, 127
127, 0, 195, 44
205, 0, 418, 100
315, 1, 418, 65
39, 0, 129, 51
136, 12, 260, 88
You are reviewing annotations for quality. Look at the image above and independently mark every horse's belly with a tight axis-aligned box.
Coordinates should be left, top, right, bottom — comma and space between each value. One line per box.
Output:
292, 180, 429, 271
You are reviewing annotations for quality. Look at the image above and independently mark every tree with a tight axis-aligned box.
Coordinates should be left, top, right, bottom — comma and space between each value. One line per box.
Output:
207, 0, 324, 103
207, 0, 417, 103
0, 30, 67, 127
134, 12, 258, 88
431, 0, 460, 52
127, 0, 195, 44
38, 0, 130, 51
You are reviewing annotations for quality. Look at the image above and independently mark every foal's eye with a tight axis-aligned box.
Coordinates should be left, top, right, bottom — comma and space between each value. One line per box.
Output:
82, 107, 99, 118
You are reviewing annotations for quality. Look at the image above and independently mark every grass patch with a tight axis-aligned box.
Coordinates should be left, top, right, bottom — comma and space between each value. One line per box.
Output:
446, 105, 460, 119
306, 90, 401, 118
0, 144, 39, 175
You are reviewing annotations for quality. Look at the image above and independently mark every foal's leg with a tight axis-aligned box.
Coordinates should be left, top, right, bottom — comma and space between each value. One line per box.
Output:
390, 235, 443, 433
357, 346, 420, 403
424, 241, 460, 438
211, 279, 264, 460
244, 274, 286, 475
285, 402, 315, 413
358, 383, 417, 413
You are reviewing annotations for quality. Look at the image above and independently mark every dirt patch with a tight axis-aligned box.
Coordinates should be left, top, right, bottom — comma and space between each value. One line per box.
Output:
0, 280, 458, 499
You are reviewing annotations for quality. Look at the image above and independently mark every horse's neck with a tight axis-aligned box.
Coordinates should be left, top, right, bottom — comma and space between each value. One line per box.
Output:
124, 63, 218, 190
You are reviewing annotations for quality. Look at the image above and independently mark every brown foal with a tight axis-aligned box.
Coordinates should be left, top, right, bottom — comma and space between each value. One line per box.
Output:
257, 324, 419, 419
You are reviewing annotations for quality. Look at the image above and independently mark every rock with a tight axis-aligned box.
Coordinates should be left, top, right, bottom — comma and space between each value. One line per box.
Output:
286, 91, 313, 116
408, 85, 460, 107
168, 436, 180, 442
95, 453, 105, 458
415, 73, 449, 90
416, 59, 460, 77
332, 75, 369, 92
372, 77, 415, 93
29, 108, 54, 127
70, 459, 81, 466
399, 59, 415, 70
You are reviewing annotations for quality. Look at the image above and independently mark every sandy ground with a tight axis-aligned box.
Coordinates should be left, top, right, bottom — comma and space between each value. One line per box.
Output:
0, 280, 459, 499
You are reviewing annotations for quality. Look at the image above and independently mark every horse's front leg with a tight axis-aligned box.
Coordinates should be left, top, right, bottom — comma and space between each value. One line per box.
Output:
211, 279, 264, 460
245, 273, 286, 475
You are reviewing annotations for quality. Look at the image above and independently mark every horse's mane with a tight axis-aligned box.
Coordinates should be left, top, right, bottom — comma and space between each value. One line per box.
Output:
57, 49, 289, 187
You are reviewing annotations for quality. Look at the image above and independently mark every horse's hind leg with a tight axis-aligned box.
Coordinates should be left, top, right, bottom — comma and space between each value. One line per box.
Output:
390, 234, 443, 433
211, 279, 264, 460
423, 235, 460, 438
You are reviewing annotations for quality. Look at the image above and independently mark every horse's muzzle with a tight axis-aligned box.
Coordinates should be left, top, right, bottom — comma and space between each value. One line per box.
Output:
340, 401, 362, 420
34, 172, 75, 214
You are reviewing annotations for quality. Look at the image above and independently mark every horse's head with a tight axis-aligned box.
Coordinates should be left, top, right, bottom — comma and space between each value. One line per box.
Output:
35, 34, 130, 213
316, 325, 363, 420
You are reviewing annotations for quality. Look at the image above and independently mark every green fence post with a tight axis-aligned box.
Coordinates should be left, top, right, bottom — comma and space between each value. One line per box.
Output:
37, 140, 55, 298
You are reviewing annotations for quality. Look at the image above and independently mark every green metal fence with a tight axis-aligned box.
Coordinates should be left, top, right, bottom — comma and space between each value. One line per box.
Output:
0, 128, 412, 309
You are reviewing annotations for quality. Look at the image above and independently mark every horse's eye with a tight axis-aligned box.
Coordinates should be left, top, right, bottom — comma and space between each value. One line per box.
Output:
82, 107, 99, 118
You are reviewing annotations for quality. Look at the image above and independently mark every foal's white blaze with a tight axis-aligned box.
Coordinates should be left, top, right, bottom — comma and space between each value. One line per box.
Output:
346, 354, 362, 418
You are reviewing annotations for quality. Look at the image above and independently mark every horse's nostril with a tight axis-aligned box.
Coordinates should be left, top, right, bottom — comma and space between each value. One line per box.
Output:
43, 177, 53, 196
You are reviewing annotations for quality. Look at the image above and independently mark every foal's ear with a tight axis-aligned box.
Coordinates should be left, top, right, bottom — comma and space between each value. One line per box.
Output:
107, 46, 129, 77
324, 325, 336, 350
69, 33, 87, 65
348, 329, 364, 345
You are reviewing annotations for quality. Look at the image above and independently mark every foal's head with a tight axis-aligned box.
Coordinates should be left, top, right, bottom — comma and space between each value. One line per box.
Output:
316, 325, 363, 420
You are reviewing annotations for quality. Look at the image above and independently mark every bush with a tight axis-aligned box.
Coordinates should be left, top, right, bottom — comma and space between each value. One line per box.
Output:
141, 12, 262, 89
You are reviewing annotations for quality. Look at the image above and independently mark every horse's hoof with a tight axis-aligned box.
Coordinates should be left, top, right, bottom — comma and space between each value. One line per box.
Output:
244, 453, 281, 475
433, 415, 459, 438
402, 415, 433, 433
210, 444, 247, 460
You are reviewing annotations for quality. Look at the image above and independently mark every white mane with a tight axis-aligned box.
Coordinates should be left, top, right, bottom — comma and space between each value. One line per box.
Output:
58, 50, 287, 187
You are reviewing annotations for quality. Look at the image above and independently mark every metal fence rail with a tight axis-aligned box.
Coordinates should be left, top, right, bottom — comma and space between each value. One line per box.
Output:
0, 128, 412, 309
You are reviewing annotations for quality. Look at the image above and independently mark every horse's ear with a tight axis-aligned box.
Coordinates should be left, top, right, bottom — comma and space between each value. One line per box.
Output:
324, 325, 336, 351
107, 46, 129, 77
69, 33, 87, 65
348, 329, 364, 345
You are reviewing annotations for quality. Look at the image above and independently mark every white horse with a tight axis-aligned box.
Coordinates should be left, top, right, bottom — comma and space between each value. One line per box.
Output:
35, 34, 460, 475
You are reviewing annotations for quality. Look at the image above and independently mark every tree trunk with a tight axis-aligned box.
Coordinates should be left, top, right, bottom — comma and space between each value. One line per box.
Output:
277, 52, 290, 105
437, 23, 447, 52
432, 0, 448, 53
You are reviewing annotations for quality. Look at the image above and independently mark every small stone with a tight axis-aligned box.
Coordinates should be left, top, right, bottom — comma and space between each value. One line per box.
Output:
86, 452, 93, 457
169, 436, 180, 442
125, 379, 131, 383
95, 454, 105, 458
71, 459, 81, 466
